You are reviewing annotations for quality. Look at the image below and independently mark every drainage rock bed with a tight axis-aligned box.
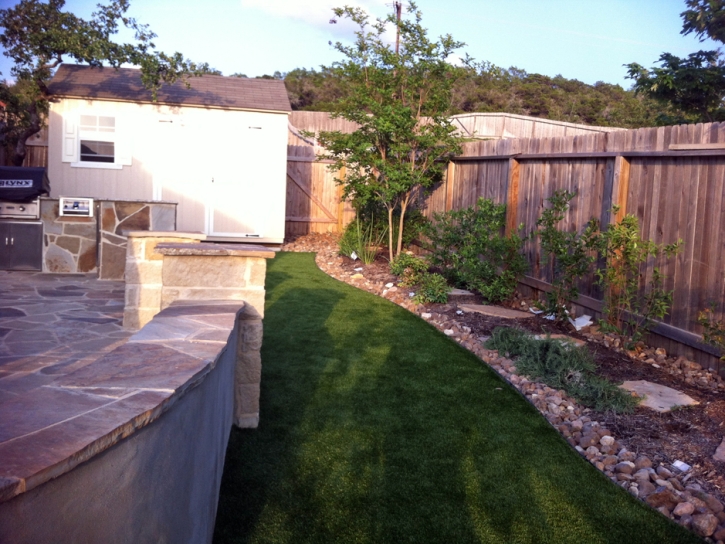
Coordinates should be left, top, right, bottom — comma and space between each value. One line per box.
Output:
282, 233, 725, 541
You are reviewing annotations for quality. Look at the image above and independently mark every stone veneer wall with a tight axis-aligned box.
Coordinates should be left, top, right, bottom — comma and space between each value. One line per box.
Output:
98, 200, 176, 280
40, 199, 97, 273
123, 234, 275, 428
39, 198, 176, 276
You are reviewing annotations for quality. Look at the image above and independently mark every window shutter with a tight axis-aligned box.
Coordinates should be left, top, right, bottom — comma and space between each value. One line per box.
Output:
115, 115, 133, 166
62, 116, 78, 163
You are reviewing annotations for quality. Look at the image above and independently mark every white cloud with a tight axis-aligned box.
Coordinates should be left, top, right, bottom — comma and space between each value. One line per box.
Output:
240, 0, 388, 27
239, 0, 395, 42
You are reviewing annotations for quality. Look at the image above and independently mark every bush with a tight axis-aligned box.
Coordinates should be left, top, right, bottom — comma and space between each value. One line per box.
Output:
536, 190, 598, 320
353, 200, 429, 254
338, 217, 387, 264
698, 303, 725, 362
390, 253, 428, 286
413, 272, 450, 304
485, 327, 638, 413
593, 211, 681, 346
422, 197, 527, 303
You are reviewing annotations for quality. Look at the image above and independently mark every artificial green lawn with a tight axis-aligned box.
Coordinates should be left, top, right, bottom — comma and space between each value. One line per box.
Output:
214, 252, 700, 544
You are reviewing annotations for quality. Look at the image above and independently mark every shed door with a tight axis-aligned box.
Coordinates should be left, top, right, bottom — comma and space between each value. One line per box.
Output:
207, 124, 274, 238
153, 118, 206, 233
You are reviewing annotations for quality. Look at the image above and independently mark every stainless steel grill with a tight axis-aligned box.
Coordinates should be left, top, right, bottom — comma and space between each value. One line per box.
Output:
0, 167, 49, 271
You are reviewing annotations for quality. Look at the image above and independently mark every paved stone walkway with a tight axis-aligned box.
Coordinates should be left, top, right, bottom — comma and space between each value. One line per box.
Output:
0, 271, 131, 394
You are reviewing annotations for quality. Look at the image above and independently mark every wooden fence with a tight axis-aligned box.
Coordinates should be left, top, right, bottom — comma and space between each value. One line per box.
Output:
285, 145, 355, 237
423, 122, 725, 371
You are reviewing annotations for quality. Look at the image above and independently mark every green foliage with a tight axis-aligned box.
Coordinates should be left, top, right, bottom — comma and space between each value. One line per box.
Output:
317, 3, 465, 260
698, 303, 725, 361
423, 197, 527, 303
0, 0, 211, 165
354, 200, 428, 253
626, 1, 725, 124
413, 272, 450, 304
450, 63, 666, 128
625, 51, 725, 124
390, 253, 428, 286
681, 0, 725, 43
485, 327, 638, 413
338, 217, 387, 265
283, 61, 668, 129
593, 212, 681, 347
536, 191, 599, 319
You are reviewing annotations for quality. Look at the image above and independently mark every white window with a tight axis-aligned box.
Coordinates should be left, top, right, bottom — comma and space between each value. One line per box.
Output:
62, 113, 132, 169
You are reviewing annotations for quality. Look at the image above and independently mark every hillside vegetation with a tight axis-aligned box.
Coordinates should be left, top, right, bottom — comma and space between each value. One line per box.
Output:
274, 63, 680, 129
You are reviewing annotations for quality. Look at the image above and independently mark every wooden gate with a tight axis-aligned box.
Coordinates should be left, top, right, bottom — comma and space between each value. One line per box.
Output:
285, 145, 355, 237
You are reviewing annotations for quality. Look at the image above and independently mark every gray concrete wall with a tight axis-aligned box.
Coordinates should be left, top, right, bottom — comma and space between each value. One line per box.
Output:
0, 311, 237, 544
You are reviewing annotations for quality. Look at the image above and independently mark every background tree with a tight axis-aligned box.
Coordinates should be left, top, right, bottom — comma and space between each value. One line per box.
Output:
317, 3, 465, 260
625, 0, 725, 124
282, 62, 667, 127
681, 0, 725, 42
0, 0, 213, 165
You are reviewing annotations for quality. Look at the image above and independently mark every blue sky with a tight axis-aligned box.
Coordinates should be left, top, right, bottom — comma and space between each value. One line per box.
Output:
0, 0, 720, 88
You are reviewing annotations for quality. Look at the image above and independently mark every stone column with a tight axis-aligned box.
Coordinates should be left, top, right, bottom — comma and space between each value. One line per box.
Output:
122, 232, 204, 330
153, 242, 275, 428
234, 304, 264, 428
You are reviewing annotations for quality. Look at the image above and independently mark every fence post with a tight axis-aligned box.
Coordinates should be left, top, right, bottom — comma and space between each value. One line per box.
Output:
505, 157, 521, 236
337, 165, 346, 233
601, 155, 631, 226
445, 160, 456, 212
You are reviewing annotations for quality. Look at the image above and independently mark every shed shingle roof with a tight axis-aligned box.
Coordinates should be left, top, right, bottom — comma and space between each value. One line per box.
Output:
47, 64, 291, 113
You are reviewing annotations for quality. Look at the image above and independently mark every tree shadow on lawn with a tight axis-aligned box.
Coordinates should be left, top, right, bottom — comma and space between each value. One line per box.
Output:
214, 253, 699, 544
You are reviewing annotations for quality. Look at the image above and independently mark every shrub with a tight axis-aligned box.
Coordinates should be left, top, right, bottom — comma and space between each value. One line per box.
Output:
698, 303, 725, 361
485, 327, 638, 413
390, 253, 428, 287
338, 217, 388, 264
536, 190, 599, 319
413, 272, 450, 304
423, 197, 527, 303
593, 210, 681, 346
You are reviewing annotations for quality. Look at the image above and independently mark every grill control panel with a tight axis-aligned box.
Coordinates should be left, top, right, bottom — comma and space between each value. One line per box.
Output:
0, 199, 40, 219
60, 197, 94, 217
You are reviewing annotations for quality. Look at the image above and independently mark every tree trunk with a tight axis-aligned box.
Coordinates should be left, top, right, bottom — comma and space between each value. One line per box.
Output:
396, 197, 408, 258
387, 206, 395, 261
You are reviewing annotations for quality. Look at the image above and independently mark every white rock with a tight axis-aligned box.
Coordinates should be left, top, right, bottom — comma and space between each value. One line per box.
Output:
672, 460, 691, 472
385, 282, 394, 288
600, 436, 615, 447
421, 313, 432, 319
444, 329, 455, 336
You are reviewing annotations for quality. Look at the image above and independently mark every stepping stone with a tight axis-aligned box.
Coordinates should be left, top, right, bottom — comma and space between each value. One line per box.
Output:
448, 289, 478, 303
619, 380, 699, 413
459, 304, 532, 319
533, 334, 586, 348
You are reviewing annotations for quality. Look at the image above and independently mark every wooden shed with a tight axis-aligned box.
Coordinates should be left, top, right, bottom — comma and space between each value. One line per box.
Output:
46, 65, 292, 243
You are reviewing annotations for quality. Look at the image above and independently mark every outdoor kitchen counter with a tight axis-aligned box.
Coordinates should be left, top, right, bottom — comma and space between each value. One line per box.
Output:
0, 296, 244, 503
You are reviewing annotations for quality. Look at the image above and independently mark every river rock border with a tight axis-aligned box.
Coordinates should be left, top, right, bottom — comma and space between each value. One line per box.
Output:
282, 234, 725, 542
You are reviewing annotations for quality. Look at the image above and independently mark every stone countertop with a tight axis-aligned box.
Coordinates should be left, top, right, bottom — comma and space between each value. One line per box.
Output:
155, 242, 277, 259
40, 197, 179, 205
0, 293, 244, 503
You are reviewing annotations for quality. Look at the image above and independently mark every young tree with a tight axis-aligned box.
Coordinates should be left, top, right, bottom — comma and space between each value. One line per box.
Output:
316, 3, 466, 260
0, 0, 212, 165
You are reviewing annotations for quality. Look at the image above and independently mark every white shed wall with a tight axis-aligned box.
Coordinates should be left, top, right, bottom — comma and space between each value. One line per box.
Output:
49, 99, 289, 243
